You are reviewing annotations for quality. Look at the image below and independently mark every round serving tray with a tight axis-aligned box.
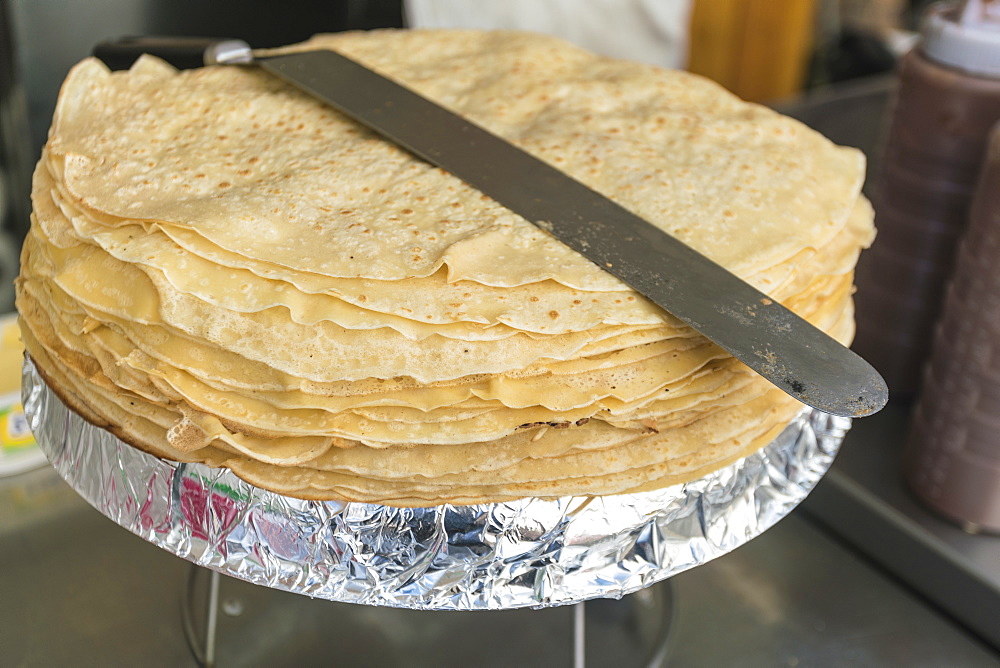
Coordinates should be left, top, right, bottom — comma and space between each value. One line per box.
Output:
23, 358, 849, 611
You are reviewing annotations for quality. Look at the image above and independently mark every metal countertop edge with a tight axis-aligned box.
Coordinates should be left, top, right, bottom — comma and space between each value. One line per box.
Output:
801, 467, 1000, 651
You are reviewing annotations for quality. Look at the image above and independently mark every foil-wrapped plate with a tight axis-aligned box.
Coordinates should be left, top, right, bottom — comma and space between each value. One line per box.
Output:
23, 358, 849, 611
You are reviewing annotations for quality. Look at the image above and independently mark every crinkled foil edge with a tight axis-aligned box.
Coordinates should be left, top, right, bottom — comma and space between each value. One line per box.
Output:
23, 357, 849, 610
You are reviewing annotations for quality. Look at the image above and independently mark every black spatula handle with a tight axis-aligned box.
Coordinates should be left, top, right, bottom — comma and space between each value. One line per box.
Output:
93, 36, 252, 71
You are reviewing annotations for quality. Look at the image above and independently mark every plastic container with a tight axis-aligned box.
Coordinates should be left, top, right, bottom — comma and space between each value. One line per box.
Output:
0, 312, 44, 476
904, 122, 1000, 534
853, 0, 1000, 399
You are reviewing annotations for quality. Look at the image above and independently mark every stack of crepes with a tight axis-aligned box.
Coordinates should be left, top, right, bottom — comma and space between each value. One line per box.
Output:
16, 30, 873, 506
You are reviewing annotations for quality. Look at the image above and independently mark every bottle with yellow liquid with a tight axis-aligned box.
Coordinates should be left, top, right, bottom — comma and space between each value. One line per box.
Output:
0, 313, 44, 476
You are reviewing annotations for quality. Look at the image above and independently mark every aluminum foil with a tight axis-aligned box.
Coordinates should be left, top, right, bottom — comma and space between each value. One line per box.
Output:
23, 358, 849, 611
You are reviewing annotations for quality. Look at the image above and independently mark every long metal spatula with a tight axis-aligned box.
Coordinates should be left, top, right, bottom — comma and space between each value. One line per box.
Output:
93, 37, 888, 417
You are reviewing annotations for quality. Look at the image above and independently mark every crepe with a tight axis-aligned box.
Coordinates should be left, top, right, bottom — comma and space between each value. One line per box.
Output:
17, 29, 873, 506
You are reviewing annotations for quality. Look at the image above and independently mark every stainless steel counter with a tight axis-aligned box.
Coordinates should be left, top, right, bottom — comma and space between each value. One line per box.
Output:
803, 404, 1000, 651
2, 460, 997, 666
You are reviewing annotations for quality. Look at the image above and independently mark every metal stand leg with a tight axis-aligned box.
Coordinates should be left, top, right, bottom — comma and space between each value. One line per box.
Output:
573, 601, 585, 668
205, 570, 221, 667
182, 565, 222, 667
178, 567, 670, 667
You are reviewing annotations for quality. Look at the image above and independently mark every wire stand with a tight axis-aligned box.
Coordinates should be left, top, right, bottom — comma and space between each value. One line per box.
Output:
574, 601, 586, 668
181, 566, 673, 667
182, 566, 221, 667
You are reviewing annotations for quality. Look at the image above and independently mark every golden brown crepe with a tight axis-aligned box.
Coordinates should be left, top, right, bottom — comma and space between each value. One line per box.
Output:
17, 30, 873, 506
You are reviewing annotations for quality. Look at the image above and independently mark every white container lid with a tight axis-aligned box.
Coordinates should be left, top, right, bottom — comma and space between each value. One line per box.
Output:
922, 0, 1000, 77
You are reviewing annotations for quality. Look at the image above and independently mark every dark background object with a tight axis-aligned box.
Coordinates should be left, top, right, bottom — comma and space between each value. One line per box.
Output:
810, 26, 898, 87
0, 1, 34, 309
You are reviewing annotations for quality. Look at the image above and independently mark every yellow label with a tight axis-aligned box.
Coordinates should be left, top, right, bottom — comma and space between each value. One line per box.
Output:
0, 403, 35, 451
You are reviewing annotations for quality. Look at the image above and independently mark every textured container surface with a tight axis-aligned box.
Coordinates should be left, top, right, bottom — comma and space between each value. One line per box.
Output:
22, 357, 849, 611
904, 127, 1000, 533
